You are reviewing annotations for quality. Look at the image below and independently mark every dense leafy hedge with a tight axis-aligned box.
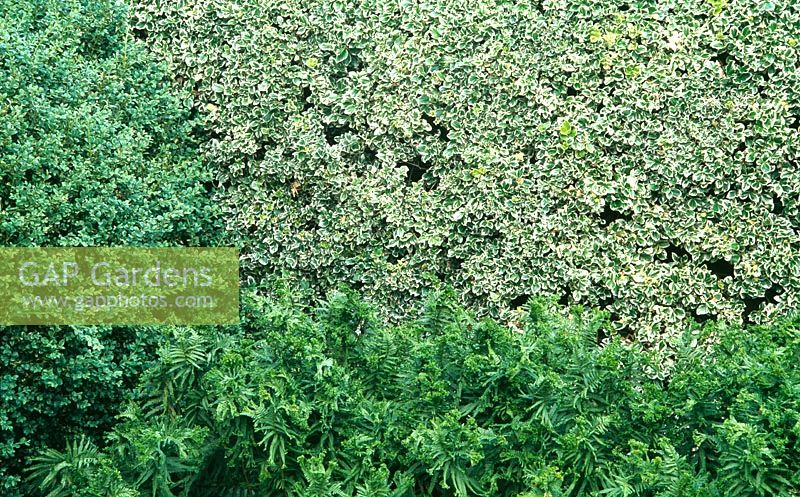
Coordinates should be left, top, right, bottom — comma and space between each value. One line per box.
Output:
132, 0, 800, 345
0, 0, 220, 246
27, 289, 800, 497
0, 0, 221, 493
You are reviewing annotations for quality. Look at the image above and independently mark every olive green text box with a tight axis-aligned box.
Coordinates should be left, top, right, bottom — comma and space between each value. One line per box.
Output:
0, 247, 239, 325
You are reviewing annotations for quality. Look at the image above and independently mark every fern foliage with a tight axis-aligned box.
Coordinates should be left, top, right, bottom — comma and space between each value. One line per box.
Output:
26, 291, 800, 496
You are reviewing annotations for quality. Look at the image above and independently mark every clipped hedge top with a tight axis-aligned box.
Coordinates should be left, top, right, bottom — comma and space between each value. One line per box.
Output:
135, 0, 800, 346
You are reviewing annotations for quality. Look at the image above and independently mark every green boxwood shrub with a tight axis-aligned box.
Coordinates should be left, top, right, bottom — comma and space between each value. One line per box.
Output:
0, 0, 222, 493
133, 0, 800, 346
27, 289, 800, 496
0, 0, 220, 246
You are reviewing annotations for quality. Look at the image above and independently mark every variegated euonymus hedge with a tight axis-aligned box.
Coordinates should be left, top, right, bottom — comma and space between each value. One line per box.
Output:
134, 0, 800, 347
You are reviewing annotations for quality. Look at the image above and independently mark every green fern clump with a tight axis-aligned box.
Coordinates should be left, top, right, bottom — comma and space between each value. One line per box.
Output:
27, 291, 800, 496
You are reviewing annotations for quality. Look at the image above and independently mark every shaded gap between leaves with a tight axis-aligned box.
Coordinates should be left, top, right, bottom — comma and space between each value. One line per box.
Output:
600, 201, 633, 226
421, 113, 450, 141
324, 123, 353, 146
557, 286, 570, 306
402, 156, 437, 191
705, 258, 734, 279
742, 284, 782, 325
509, 294, 529, 309
659, 243, 691, 263
301, 86, 313, 112
772, 193, 784, 215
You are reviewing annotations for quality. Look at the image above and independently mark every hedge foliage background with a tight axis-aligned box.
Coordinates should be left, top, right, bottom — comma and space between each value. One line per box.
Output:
0, 0, 220, 493
133, 0, 800, 347
27, 290, 800, 497
4, 0, 800, 495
